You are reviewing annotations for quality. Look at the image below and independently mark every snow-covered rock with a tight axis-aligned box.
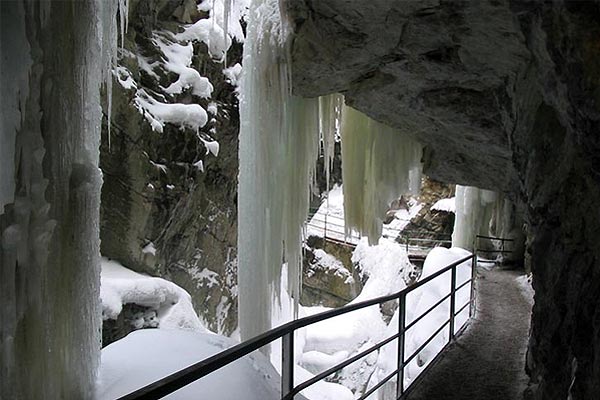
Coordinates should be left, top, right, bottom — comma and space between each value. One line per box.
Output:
97, 329, 284, 400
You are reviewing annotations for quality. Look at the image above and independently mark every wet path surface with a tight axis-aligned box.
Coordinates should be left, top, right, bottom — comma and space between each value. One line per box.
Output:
404, 266, 532, 400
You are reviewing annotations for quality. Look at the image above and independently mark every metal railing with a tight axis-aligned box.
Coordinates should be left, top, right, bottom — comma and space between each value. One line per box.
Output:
305, 211, 452, 257
117, 254, 477, 400
475, 235, 514, 262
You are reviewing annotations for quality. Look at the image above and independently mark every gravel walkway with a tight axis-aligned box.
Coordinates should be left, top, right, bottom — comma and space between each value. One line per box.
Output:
403, 266, 532, 400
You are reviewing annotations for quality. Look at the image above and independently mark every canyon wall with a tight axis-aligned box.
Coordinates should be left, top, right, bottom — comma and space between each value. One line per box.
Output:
285, 1, 600, 398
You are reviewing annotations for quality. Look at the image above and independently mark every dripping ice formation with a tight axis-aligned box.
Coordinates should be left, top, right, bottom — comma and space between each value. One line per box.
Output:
238, 0, 426, 342
238, 0, 321, 342
340, 106, 423, 245
0, 1, 125, 398
452, 185, 497, 250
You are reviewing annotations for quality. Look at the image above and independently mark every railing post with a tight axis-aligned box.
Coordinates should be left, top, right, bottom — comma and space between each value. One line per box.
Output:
470, 254, 477, 318
396, 293, 406, 397
405, 234, 409, 254
282, 332, 294, 399
449, 266, 457, 341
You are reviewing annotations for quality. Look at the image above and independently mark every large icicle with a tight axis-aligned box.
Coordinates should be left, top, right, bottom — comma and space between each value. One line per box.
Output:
0, 1, 124, 398
319, 94, 343, 188
340, 105, 422, 244
238, 0, 320, 342
451, 185, 497, 250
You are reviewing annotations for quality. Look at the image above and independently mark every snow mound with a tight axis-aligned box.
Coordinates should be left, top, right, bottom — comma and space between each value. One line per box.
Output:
367, 247, 473, 396
516, 273, 534, 307
97, 329, 285, 400
100, 258, 205, 332
431, 197, 456, 213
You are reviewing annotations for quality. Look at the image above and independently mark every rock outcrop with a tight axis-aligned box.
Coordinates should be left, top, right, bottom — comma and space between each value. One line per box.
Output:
285, 1, 600, 399
100, 0, 241, 335
301, 237, 361, 308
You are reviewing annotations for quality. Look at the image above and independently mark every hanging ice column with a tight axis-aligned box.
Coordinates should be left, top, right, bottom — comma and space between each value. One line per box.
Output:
0, 1, 124, 399
238, 0, 321, 341
452, 185, 497, 250
340, 106, 423, 244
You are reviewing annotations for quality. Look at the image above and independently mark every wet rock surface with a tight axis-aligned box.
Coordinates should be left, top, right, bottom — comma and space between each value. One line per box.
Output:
287, 1, 600, 398
100, 0, 241, 335
301, 237, 362, 308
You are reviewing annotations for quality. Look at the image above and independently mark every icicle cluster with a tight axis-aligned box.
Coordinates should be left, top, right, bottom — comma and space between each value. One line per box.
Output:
340, 106, 423, 245
319, 94, 343, 189
1, 1, 125, 398
451, 185, 497, 250
238, 0, 322, 341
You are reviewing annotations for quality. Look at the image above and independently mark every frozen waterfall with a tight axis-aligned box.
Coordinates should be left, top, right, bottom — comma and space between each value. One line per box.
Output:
238, 0, 321, 342
238, 0, 425, 342
0, 1, 124, 398
341, 106, 422, 245
452, 185, 497, 250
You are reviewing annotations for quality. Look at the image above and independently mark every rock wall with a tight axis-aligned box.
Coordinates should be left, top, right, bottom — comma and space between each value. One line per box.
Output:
285, 1, 600, 398
100, 0, 241, 335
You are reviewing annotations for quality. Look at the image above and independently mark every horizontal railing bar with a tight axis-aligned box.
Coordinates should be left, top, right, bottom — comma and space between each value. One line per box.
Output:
455, 278, 472, 292
475, 249, 513, 254
476, 234, 515, 241
293, 255, 472, 330
405, 292, 452, 332
402, 238, 452, 243
287, 332, 401, 397
307, 215, 409, 230
404, 319, 451, 367
119, 254, 473, 400
357, 368, 399, 400
454, 301, 470, 317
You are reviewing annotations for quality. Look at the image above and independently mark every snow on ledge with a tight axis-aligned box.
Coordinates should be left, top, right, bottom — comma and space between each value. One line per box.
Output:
431, 197, 456, 213
98, 329, 284, 400
100, 258, 206, 332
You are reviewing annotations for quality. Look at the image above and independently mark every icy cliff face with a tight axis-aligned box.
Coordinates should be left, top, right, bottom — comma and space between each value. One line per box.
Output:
0, 1, 123, 398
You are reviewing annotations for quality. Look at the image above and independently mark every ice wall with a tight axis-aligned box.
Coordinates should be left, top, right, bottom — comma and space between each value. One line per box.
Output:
451, 185, 497, 250
238, 0, 321, 341
341, 106, 422, 244
0, 1, 123, 398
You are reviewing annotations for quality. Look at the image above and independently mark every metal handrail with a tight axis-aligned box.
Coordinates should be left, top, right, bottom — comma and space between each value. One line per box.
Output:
117, 254, 476, 400
475, 234, 514, 261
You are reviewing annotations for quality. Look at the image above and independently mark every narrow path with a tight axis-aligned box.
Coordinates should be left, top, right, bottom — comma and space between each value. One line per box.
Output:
404, 266, 532, 400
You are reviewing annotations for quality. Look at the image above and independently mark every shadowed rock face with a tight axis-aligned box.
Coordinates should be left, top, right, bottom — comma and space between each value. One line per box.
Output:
286, 0, 530, 191
286, 1, 600, 399
100, 0, 241, 335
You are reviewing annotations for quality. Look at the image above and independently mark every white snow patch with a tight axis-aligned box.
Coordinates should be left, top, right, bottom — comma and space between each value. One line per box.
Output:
135, 90, 208, 133
223, 62, 242, 86
207, 101, 218, 115
175, 16, 231, 61
309, 248, 354, 284
113, 65, 137, 90
100, 258, 205, 332
190, 267, 220, 288
201, 138, 220, 156
431, 197, 456, 213
141, 242, 156, 256
516, 273, 534, 307
352, 237, 411, 302
97, 329, 285, 400
154, 35, 213, 98
193, 159, 205, 172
